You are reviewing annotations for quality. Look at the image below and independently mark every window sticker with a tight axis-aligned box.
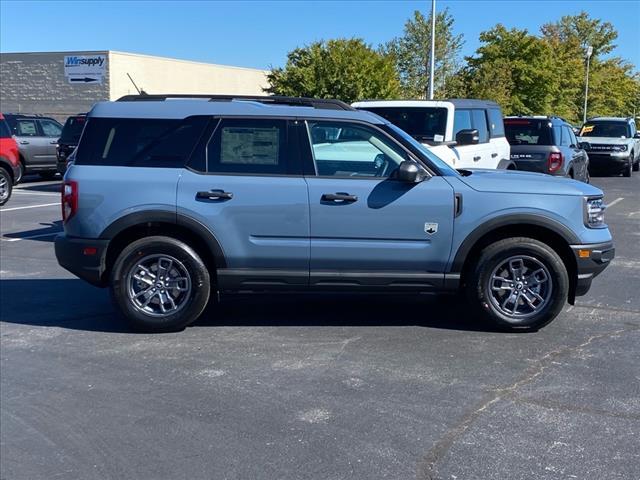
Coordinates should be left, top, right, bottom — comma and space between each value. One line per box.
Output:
221, 127, 279, 165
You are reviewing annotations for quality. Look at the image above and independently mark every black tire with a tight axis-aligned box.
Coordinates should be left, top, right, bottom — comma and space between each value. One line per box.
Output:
15, 161, 24, 184
0, 167, 12, 206
110, 236, 211, 332
466, 237, 569, 331
632, 153, 638, 172
39, 171, 58, 180
623, 158, 632, 177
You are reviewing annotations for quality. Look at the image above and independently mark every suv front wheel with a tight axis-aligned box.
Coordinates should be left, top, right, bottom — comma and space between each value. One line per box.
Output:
467, 237, 569, 331
110, 236, 211, 332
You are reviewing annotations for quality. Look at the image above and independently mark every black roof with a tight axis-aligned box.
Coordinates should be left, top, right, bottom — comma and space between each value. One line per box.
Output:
116, 94, 355, 111
446, 99, 501, 108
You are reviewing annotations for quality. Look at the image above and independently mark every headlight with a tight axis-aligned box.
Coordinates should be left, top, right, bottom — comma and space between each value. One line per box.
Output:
584, 197, 606, 228
615, 145, 628, 152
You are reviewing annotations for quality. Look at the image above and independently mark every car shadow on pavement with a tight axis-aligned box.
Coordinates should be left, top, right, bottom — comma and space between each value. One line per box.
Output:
0, 280, 500, 334
15, 177, 62, 192
3, 221, 62, 242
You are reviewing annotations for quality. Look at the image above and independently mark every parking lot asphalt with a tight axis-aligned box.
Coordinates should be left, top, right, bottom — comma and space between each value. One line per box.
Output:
1, 173, 639, 480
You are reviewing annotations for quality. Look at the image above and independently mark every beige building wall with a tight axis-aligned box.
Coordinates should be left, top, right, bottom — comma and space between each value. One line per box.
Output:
109, 51, 269, 99
0, 51, 109, 120
0, 50, 270, 121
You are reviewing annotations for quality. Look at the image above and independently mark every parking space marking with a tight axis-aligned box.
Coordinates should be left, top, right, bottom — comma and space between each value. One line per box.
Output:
1, 231, 61, 242
13, 190, 60, 197
606, 197, 624, 209
0, 202, 60, 212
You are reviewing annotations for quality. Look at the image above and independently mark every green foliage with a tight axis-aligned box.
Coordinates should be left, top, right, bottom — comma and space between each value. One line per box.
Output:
265, 39, 400, 104
383, 9, 464, 98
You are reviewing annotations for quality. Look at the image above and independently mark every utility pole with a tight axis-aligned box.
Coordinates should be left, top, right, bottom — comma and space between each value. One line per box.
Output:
583, 45, 593, 124
428, 0, 436, 100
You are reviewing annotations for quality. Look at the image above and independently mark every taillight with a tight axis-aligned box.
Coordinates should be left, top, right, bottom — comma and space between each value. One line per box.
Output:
61, 180, 78, 223
548, 152, 563, 173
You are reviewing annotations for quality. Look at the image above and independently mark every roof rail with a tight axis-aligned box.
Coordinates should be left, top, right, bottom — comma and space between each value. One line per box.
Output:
116, 94, 355, 111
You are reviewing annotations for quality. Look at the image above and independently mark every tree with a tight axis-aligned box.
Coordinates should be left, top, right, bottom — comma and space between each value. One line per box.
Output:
383, 9, 464, 98
462, 25, 556, 115
265, 39, 400, 104
541, 11, 618, 57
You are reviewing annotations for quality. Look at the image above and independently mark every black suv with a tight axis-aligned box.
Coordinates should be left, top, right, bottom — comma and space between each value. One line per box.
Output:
505, 116, 589, 183
56, 114, 87, 174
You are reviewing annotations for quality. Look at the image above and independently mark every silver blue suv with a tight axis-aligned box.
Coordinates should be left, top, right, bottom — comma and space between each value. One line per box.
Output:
55, 95, 615, 332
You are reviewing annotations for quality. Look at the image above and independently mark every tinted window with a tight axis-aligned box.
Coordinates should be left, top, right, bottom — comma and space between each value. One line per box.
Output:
40, 119, 62, 137
505, 119, 553, 146
60, 116, 87, 143
359, 107, 447, 142
206, 119, 288, 174
75, 117, 208, 167
307, 121, 408, 178
487, 108, 505, 137
552, 126, 562, 145
15, 119, 39, 137
580, 121, 630, 138
453, 109, 472, 138
0, 119, 10, 139
566, 127, 578, 147
472, 110, 489, 143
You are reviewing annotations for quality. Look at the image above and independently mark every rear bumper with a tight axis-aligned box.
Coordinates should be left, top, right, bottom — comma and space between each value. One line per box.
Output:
54, 234, 109, 287
571, 241, 615, 297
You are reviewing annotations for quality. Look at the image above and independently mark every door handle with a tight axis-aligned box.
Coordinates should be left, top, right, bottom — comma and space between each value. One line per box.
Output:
50, 140, 58, 144
321, 192, 358, 203
491, 153, 498, 158
19, 141, 30, 145
473, 156, 481, 162
196, 189, 233, 200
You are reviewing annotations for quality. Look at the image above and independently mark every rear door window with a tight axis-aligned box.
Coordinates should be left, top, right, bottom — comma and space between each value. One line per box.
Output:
75, 117, 208, 167
39, 119, 63, 137
471, 110, 489, 143
487, 108, 505, 137
205, 119, 289, 175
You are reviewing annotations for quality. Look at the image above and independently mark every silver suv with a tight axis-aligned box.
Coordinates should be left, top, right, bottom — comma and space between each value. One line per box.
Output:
3, 113, 63, 181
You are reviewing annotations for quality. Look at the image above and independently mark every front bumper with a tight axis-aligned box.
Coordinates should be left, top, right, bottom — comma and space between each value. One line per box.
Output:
54, 234, 109, 287
587, 153, 630, 170
570, 241, 615, 298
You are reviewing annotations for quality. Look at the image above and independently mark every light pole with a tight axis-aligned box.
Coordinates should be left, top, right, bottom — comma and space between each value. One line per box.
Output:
583, 45, 593, 124
428, 0, 436, 100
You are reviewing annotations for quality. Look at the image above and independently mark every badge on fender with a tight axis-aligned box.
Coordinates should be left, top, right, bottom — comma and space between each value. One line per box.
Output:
424, 223, 438, 235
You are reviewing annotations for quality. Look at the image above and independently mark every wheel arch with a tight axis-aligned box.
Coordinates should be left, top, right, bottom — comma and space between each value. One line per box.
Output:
100, 211, 226, 285
452, 215, 579, 303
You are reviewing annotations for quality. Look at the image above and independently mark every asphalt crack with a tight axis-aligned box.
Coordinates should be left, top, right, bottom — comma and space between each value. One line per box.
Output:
416, 325, 640, 480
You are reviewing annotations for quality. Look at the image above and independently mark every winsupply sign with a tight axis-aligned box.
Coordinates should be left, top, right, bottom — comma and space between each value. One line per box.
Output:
64, 55, 106, 84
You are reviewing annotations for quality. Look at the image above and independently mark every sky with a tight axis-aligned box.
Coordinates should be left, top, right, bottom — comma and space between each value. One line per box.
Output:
1, 0, 638, 71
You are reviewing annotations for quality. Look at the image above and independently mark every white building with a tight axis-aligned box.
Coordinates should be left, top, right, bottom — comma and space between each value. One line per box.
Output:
0, 50, 270, 120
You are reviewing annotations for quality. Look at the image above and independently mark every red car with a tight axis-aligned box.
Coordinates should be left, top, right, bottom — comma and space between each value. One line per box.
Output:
0, 113, 21, 205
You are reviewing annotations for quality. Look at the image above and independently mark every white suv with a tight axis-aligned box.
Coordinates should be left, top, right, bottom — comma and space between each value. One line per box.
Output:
353, 99, 513, 170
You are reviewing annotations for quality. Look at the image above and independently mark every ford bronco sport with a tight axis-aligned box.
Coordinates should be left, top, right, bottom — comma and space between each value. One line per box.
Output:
578, 117, 640, 177
55, 95, 614, 332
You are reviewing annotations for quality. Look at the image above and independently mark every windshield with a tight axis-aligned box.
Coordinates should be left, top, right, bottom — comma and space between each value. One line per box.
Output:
361, 107, 448, 142
580, 121, 630, 138
504, 119, 553, 145
385, 123, 459, 176
60, 116, 87, 143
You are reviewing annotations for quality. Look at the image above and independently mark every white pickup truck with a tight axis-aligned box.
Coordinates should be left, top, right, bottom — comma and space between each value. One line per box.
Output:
352, 99, 513, 170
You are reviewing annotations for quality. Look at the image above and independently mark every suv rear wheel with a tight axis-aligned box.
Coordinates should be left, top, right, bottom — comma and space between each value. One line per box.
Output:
0, 167, 12, 206
110, 236, 211, 332
466, 237, 569, 331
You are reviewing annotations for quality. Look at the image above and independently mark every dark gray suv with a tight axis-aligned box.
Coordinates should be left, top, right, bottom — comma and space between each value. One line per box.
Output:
505, 116, 589, 183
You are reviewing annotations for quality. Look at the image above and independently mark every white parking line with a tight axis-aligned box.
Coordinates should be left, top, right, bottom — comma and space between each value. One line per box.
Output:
0, 202, 60, 212
607, 197, 624, 209
13, 190, 60, 197
1, 231, 61, 242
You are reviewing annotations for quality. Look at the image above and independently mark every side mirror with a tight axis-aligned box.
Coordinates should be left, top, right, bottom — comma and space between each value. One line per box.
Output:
578, 142, 590, 150
634, 132, 640, 139
456, 129, 480, 146
397, 160, 422, 183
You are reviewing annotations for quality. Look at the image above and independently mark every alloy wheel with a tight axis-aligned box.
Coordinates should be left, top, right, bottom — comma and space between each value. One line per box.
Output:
487, 255, 553, 320
126, 254, 192, 317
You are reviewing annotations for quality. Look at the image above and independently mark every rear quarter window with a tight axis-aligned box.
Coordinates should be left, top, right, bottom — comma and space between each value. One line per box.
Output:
487, 108, 505, 137
74, 117, 208, 167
